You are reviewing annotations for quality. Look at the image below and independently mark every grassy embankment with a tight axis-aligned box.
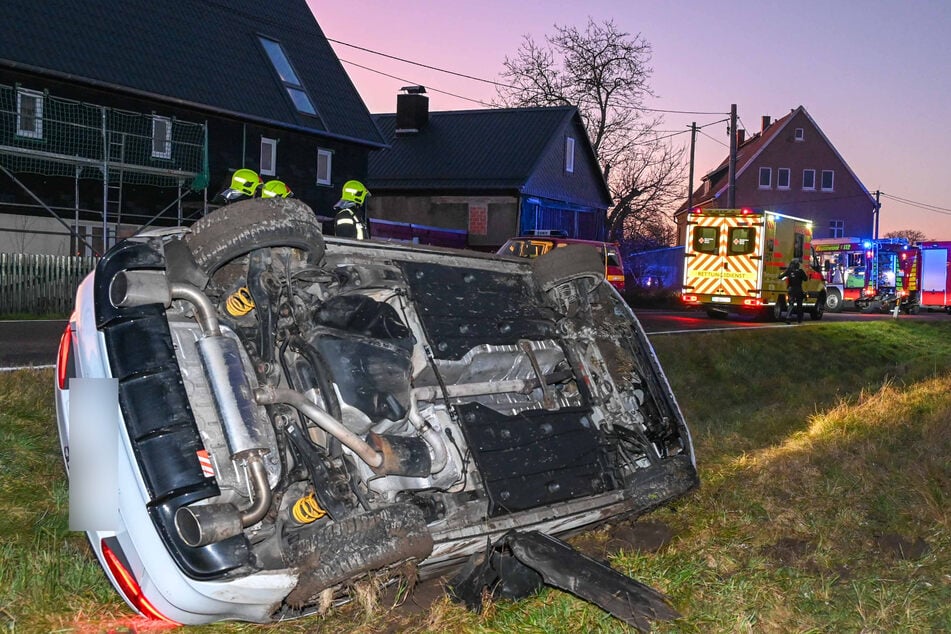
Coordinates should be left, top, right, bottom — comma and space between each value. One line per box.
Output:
1, 319, 949, 633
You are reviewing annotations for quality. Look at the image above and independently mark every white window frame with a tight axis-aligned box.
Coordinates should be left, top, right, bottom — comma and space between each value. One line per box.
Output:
151, 115, 172, 159
565, 137, 575, 173
795, 128, 804, 141
802, 169, 816, 191
16, 88, 44, 139
821, 170, 835, 192
777, 167, 791, 190
830, 220, 844, 238
316, 148, 332, 186
260, 137, 277, 176
758, 167, 771, 189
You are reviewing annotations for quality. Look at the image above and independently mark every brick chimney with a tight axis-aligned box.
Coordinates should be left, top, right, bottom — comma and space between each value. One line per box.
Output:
761, 115, 771, 132
736, 128, 745, 146
396, 85, 428, 134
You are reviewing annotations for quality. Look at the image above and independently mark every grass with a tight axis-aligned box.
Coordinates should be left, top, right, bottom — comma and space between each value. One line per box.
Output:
2, 320, 950, 632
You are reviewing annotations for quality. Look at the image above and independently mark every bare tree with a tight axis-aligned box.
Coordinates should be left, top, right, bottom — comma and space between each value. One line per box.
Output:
884, 229, 927, 243
497, 18, 685, 245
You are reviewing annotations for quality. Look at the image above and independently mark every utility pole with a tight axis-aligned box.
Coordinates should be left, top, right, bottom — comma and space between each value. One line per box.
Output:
688, 122, 697, 211
728, 104, 737, 209
874, 190, 881, 238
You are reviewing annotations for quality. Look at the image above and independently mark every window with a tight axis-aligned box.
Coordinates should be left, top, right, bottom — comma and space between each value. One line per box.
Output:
692, 226, 719, 254
260, 138, 277, 176
16, 88, 44, 139
727, 227, 756, 256
316, 148, 332, 185
259, 36, 317, 116
795, 128, 804, 141
759, 167, 771, 189
151, 116, 171, 159
829, 220, 844, 238
793, 233, 805, 260
802, 169, 816, 191
821, 170, 835, 191
777, 168, 791, 190
565, 137, 575, 173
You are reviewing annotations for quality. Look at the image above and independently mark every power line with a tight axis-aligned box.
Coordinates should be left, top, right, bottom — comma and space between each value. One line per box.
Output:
338, 59, 495, 107
698, 129, 729, 148
329, 37, 515, 88
880, 192, 951, 216
329, 37, 729, 116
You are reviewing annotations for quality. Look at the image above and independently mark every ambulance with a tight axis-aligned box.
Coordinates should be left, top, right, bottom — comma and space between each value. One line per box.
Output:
681, 208, 826, 319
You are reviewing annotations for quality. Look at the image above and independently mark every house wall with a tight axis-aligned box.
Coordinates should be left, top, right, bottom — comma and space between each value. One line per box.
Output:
734, 111, 875, 239
0, 69, 371, 254
368, 194, 518, 249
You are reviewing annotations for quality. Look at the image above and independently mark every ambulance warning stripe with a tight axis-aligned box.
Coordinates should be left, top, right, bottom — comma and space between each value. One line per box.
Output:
685, 215, 760, 297
197, 449, 215, 478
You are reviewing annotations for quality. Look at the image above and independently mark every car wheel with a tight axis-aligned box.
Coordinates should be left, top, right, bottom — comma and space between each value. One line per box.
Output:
771, 297, 787, 322
810, 295, 825, 320
531, 244, 605, 292
185, 198, 326, 279
825, 288, 843, 313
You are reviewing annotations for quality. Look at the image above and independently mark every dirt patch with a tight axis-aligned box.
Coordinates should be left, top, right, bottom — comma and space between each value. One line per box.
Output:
875, 533, 930, 560
572, 519, 675, 560
762, 536, 816, 567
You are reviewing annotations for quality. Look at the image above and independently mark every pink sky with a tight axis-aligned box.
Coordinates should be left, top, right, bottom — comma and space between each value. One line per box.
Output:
311, 0, 951, 239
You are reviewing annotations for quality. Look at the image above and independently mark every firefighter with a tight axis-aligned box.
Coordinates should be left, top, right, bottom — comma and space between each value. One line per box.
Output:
779, 259, 808, 324
333, 179, 370, 239
218, 168, 262, 202
261, 179, 293, 198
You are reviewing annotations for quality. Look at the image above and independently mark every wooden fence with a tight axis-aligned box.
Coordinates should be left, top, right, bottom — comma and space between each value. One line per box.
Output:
0, 253, 98, 316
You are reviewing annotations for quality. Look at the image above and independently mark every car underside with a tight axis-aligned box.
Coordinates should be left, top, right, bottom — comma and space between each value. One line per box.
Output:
56, 197, 698, 626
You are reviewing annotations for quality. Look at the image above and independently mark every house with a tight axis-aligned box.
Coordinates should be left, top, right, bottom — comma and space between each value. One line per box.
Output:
367, 88, 611, 250
674, 106, 877, 245
0, 0, 384, 256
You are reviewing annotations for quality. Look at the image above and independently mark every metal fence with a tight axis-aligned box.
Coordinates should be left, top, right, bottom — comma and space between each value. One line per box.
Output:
0, 253, 98, 315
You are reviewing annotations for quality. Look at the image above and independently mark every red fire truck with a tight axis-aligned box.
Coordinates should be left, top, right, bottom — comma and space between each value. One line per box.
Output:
916, 241, 951, 313
812, 237, 920, 313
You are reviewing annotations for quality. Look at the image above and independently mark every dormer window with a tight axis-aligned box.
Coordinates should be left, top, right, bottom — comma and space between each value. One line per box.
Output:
795, 128, 804, 141
565, 137, 575, 173
259, 37, 317, 116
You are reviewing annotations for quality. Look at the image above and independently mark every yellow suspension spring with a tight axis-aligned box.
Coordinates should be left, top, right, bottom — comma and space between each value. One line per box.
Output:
225, 287, 255, 317
292, 492, 327, 524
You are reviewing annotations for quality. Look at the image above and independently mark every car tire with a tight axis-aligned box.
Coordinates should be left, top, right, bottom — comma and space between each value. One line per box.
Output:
185, 198, 326, 279
825, 288, 843, 313
771, 296, 787, 322
531, 244, 605, 292
810, 295, 825, 320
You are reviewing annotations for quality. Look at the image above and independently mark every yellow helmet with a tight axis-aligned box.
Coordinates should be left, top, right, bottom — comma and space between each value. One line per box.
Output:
261, 180, 292, 198
340, 180, 369, 205
230, 169, 262, 197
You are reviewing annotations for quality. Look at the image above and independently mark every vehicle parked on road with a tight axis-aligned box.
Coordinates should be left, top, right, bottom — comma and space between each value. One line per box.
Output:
915, 240, 951, 313
55, 198, 697, 626
681, 208, 826, 320
813, 237, 921, 313
497, 230, 626, 292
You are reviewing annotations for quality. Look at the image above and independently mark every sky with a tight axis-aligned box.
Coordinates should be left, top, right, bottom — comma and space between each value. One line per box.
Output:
310, 0, 951, 239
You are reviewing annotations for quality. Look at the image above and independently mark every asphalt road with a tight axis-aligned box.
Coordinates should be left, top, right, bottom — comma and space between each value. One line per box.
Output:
0, 319, 66, 368
3, 309, 949, 368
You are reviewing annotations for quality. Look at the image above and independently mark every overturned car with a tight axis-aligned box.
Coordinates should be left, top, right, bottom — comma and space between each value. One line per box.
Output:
55, 198, 697, 626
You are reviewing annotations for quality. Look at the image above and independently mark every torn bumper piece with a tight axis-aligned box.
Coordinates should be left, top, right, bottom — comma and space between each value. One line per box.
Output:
449, 530, 679, 632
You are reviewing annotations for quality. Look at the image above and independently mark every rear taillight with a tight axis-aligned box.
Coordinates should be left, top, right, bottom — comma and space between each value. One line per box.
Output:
101, 539, 178, 623
743, 298, 763, 307
57, 326, 73, 390
682, 294, 699, 303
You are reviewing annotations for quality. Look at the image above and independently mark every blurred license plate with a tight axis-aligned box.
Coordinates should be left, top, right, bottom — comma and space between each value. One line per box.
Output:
711, 297, 731, 303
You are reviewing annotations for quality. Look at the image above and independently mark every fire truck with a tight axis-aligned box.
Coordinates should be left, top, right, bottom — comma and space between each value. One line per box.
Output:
916, 241, 951, 313
681, 208, 826, 320
812, 237, 921, 313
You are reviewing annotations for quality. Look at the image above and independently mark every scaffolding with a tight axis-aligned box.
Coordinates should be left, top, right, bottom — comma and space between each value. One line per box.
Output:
0, 82, 208, 254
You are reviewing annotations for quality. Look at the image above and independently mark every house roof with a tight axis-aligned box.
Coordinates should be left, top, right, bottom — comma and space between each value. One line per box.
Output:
0, 0, 385, 147
369, 105, 609, 202
676, 105, 874, 215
